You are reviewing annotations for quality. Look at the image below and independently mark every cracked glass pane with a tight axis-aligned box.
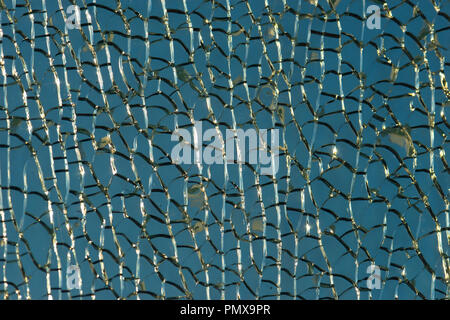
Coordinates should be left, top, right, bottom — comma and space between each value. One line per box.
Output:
0, 0, 448, 299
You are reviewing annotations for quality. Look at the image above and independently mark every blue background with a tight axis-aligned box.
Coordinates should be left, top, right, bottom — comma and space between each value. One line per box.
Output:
0, 0, 448, 299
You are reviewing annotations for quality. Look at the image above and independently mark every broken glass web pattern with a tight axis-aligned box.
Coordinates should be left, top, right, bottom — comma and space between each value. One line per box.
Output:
0, 0, 449, 299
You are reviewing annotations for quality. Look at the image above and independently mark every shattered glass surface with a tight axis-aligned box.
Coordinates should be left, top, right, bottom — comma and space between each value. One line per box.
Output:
0, 0, 449, 299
